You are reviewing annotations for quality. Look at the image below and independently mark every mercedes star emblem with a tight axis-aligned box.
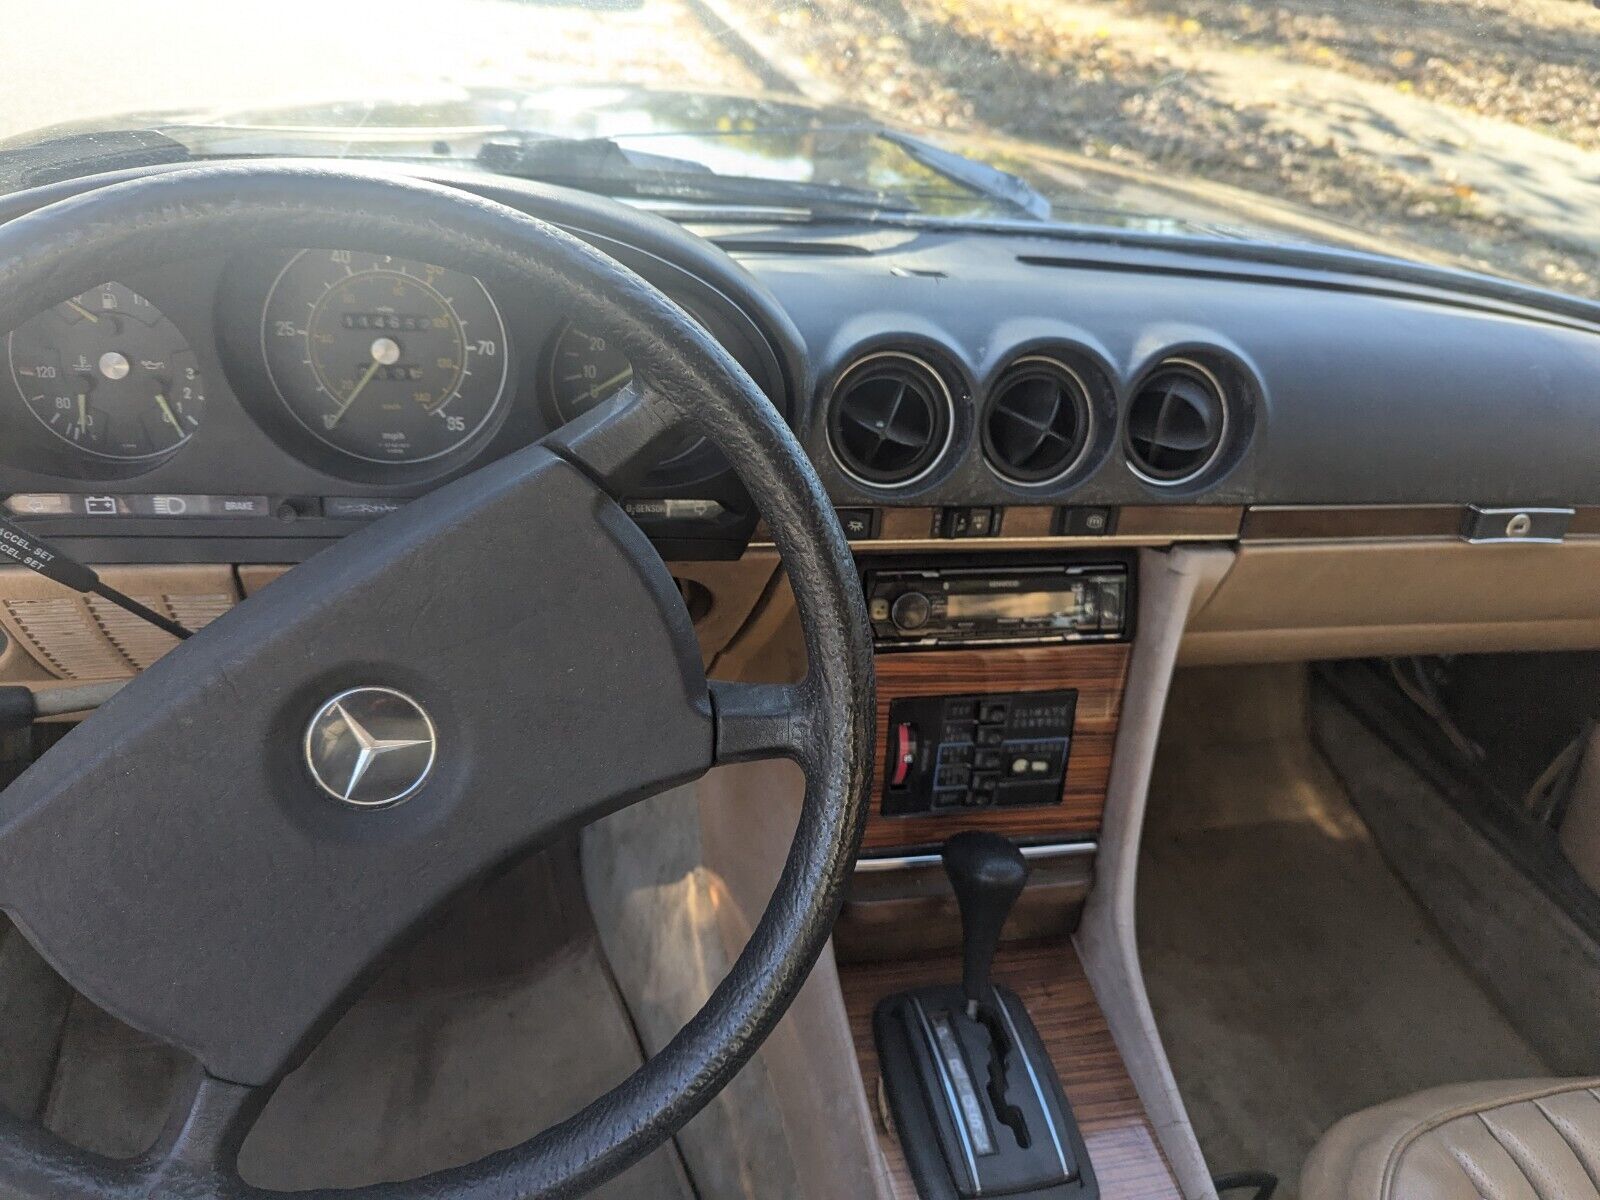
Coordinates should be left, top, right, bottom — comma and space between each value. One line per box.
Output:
303, 686, 437, 808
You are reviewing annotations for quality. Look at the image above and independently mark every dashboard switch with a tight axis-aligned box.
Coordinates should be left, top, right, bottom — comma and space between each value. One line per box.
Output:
1056, 506, 1118, 537
891, 721, 917, 788
836, 508, 876, 539
941, 506, 997, 538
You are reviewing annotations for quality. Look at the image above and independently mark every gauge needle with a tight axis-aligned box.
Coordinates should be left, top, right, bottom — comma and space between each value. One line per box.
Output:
587, 367, 634, 402
328, 337, 400, 429
76, 393, 87, 433
154, 392, 182, 436
65, 300, 99, 324
328, 357, 384, 429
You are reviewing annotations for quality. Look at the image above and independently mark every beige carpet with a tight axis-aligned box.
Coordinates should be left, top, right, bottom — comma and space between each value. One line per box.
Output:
1137, 665, 1550, 1199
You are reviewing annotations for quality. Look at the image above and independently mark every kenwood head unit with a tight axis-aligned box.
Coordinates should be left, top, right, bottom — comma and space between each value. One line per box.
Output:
864, 558, 1132, 650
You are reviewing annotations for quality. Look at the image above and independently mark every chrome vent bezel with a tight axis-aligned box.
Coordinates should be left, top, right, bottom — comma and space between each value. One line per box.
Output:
980, 355, 1097, 487
1122, 357, 1231, 487
825, 350, 956, 489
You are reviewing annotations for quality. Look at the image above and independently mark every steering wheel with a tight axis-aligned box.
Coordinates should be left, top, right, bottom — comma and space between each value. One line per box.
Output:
0, 165, 875, 1199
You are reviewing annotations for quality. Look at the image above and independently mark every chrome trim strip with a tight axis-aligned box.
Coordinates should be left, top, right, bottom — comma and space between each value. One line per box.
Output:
911, 997, 984, 1194
1462, 505, 1574, 545
855, 840, 1097, 873
752, 532, 1230, 550
993, 987, 1073, 1178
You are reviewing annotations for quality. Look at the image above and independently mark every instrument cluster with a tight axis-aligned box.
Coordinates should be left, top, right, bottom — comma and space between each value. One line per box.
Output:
0, 248, 740, 492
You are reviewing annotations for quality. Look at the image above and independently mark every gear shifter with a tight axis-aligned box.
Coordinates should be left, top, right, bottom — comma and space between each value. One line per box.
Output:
873, 831, 1098, 1199
942, 830, 1029, 1018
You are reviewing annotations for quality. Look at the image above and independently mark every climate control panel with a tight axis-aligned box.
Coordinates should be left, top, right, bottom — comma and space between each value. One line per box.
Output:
882, 688, 1078, 816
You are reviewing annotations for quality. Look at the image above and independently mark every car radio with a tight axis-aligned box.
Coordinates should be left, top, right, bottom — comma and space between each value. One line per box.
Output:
864, 561, 1131, 649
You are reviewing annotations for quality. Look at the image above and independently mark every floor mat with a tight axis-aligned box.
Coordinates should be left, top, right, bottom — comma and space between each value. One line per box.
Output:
1137, 665, 1550, 1199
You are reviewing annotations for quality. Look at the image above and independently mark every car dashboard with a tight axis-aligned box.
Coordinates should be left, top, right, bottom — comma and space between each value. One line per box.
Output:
5, 162, 1599, 568
4, 159, 1600, 685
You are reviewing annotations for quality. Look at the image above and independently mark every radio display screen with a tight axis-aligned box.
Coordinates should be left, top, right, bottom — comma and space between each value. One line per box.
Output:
944, 589, 1081, 622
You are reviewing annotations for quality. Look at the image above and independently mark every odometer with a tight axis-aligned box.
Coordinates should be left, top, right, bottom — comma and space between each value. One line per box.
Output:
7, 283, 204, 461
261, 251, 509, 464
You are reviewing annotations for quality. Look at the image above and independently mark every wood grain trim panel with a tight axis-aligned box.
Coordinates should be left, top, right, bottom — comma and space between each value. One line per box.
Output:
1241, 505, 1465, 541
1115, 504, 1242, 539
840, 940, 1182, 1200
863, 644, 1129, 852
878, 507, 938, 540
999, 506, 1056, 537
1569, 507, 1600, 536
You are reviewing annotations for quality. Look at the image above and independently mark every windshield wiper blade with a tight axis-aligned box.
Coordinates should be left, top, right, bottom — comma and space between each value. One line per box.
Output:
875, 130, 1051, 220
477, 134, 918, 214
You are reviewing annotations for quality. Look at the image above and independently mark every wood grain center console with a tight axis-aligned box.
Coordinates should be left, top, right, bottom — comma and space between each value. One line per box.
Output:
864, 643, 1130, 854
859, 553, 1133, 856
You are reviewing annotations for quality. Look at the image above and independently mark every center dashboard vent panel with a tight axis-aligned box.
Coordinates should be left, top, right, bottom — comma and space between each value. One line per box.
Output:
827, 352, 954, 487
981, 356, 1094, 484
1123, 359, 1230, 485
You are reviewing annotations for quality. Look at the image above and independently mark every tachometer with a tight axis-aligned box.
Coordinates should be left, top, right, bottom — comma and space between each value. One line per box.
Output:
261, 251, 509, 464
7, 282, 204, 460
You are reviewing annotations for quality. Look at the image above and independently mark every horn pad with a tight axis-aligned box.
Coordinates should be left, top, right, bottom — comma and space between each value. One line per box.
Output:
0, 445, 712, 1086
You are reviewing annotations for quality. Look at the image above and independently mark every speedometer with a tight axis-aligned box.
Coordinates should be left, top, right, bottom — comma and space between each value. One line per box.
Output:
260, 251, 509, 464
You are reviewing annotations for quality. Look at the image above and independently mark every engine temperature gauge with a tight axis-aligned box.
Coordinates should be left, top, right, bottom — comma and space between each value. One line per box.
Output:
7, 282, 205, 460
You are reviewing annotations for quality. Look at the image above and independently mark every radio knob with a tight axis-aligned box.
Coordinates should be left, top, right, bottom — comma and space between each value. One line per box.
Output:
890, 591, 933, 631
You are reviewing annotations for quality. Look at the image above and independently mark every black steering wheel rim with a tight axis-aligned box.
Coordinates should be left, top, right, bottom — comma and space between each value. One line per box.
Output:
0, 163, 875, 1199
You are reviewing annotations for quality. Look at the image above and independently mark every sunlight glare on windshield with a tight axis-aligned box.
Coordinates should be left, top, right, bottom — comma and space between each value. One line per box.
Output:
1, 0, 1596, 298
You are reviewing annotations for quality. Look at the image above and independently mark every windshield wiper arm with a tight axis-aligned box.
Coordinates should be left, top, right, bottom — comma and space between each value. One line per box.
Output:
875, 130, 1052, 220
477, 134, 918, 214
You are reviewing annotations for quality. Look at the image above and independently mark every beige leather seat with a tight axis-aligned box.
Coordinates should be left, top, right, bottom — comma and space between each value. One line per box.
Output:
1302, 1079, 1600, 1200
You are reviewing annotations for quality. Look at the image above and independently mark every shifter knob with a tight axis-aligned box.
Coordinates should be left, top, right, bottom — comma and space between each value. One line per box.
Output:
942, 830, 1029, 1016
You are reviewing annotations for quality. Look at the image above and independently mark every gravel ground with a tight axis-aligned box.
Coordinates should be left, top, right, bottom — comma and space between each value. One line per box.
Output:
738, 0, 1600, 298
1123, 0, 1600, 153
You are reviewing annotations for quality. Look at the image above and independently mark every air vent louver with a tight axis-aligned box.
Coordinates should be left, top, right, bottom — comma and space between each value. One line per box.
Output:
1124, 360, 1229, 485
827, 353, 953, 487
982, 358, 1093, 484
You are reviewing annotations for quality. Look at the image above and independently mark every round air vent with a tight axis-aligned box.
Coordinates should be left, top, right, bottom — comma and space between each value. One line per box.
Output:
826, 352, 954, 487
1123, 359, 1229, 485
982, 357, 1094, 485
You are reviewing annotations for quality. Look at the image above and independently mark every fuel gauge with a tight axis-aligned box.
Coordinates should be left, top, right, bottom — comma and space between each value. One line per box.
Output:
7, 282, 205, 461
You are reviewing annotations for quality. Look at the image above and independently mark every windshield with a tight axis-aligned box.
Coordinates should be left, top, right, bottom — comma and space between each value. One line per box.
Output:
1, 0, 1595, 299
